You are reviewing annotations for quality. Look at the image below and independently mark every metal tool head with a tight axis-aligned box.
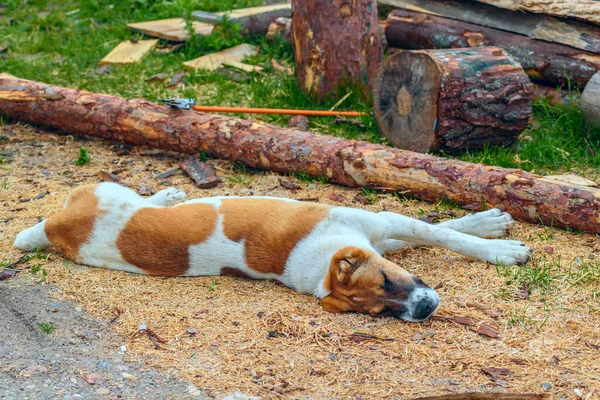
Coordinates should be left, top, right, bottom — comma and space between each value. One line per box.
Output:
161, 98, 196, 110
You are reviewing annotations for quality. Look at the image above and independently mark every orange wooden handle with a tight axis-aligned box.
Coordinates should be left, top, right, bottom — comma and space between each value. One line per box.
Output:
191, 105, 368, 117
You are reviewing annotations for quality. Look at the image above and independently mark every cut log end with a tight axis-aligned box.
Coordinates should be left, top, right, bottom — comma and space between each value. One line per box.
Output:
374, 51, 441, 152
374, 47, 532, 153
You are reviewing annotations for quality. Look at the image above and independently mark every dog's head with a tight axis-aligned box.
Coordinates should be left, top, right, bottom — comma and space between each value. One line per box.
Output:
321, 246, 439, 322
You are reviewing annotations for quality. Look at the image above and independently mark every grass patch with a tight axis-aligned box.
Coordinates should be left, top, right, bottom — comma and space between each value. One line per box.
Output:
38, 321, 56, 334
75, 147, 91, 166
1, 1, 599, 174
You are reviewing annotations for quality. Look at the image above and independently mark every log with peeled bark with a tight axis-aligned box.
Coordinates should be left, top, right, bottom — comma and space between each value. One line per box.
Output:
378, 0, 600, 53
291, 0, 382, 100
384, 9, 600, 87
469, 0, 600, 25
1, 74, 600, 233
581, 71, 600, 126
373, 47, 533, 152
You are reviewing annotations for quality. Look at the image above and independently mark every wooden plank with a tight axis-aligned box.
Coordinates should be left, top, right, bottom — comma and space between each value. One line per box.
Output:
100, 39, 158, 65
379, 0, 600, 53
183, 43, 257, 71
467, 0, 600, 25
127, 18, 213, 42
222, 61, 263, 73
191, 4, 291, 34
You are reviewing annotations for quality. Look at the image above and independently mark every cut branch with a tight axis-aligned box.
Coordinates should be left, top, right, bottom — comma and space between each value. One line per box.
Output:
1, 74, 600, 233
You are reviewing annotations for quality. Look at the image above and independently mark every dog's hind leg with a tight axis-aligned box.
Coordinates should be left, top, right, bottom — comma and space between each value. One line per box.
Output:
14, 220, 51, 251
145, 188, 188, 207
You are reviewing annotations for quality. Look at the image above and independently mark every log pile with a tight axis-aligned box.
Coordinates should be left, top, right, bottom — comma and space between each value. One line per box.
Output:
2, 74, 600, 234
373, 47, 533, 152
384, 9, 600, 87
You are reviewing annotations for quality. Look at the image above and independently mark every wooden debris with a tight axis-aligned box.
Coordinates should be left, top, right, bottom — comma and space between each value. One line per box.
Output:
279, 179, 300, 191
292, 0, 382, 100
147, 73, 169, 83
431, 315, 500, 339
100, 39, 158, 65
154, 168, 180, 180
93, 64, 113, 76
373, 46, 532, 152
384, 9, 600, 87
166, 71, 188, 88
0, 268, 19, 281
3, 74, 600, 234
542, 174, 598, 187
191, 3, 291, 35
582, 71, 600, 126
183, 43, 257, 72
287, 115, 310, 131
481, 367, 514, 387
466, 0, 600, 25
97, 171, 120, 182
153, 42, 184, 55
379, 0, 600, 53
18, 191, 48, 203
266, 17, 291, 41
132, 323, 167, 350
179, 156, 221, 188
127, 18, 213, 42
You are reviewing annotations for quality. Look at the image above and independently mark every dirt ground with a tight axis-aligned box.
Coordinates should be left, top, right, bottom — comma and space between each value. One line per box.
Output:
1, 123, 600, 399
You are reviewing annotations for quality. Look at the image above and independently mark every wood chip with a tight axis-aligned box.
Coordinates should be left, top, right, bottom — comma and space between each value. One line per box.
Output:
155, 167, 180, 180
432, 315, 500, 339
19, 191, 48, 202
167, 71, 188, 88
183, 44, 257, 72
147, 73, 169, 83
127, 18, 213, 42
100, 39, 158, 65
97, 171, 120, 182
179, 156, 221, 188
279, 179, 300, 191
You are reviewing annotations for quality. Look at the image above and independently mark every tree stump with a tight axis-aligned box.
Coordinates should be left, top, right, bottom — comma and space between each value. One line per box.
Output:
581, 71, 600, 127
373, 47, 533, 153
291, 0, 382, 100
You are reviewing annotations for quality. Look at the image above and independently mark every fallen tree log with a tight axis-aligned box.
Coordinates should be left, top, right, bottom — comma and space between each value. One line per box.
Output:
1, 74, 600, 233
373, 47, 532, 152
379, 0, 600, 53
384, 9, 600, 87
467, 0, 600, 25
291, 0, 382, 100
582, 71, 600, 126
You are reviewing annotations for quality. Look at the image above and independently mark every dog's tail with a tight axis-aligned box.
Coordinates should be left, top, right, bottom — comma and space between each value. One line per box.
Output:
14, 220, 52, 251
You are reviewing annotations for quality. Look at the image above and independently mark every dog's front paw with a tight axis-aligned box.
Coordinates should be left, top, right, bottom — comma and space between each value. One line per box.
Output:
484, 239, 531, 265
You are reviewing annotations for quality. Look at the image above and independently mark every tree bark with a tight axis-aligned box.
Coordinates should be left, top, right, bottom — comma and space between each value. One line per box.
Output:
379, 0, 600, 53
373, 47, 532, 152
384, 9, 600, 87
581, 71, 600, 126
1, 74, 600, 233
291, 0, 383, 100
468, 0, 600, 25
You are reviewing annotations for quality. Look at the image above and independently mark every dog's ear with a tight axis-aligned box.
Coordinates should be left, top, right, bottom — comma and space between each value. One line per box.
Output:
330, 246, 370, 285
321, 295, 351, 313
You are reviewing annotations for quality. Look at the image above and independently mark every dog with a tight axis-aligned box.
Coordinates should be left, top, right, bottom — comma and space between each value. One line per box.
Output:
14, 182, 531, 322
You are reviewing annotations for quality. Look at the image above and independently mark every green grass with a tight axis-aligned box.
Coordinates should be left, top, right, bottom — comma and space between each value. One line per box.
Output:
1, 1, 599, 174
75, 147, 91, 166
38, 321, 56, 334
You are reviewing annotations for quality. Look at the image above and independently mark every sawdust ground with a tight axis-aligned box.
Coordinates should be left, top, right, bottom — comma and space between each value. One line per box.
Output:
1, 123, 599, 399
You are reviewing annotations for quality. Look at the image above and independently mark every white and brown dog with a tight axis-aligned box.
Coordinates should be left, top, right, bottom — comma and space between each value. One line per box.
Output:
14, 183, 531, 322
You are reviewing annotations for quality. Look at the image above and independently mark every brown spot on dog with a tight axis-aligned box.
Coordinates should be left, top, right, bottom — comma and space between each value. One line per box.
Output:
221, 267, 252, 279
220, 198, 331, 275
117, 203, 218, 276
45, 185, 99, 260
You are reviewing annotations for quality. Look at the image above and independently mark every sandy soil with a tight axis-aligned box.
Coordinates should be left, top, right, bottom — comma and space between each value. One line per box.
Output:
1, 123, 599, 399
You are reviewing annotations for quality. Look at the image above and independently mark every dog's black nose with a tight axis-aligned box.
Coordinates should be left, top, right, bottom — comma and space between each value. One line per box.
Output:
411, 295, 439, 321
396, 286, 440, 322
